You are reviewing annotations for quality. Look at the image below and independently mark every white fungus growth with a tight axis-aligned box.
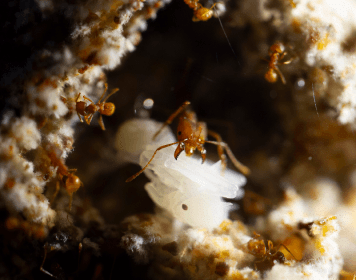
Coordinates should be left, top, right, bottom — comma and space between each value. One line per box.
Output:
10, 117, 41, 151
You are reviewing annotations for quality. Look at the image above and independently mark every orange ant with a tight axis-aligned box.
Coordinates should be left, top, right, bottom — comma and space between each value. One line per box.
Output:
47, 147, 82, 211
126, 101, 250, 182
184, 0, 221, 22
246, 233, 298, 269
264, 42, 293, 84
76, 83, 119, 130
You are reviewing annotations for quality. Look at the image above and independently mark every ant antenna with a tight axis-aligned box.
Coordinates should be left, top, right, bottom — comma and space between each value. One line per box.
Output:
126, 141, 180, 182
103, 88, 119, 103
277, 243, 300, 262
97, 83, 109, 103
213, 4, 241, 66
204, 140, 250, 175
312, 83, 320, 118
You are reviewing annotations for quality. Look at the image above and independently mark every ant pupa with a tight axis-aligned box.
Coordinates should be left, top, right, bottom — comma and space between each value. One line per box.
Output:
126, 101, 250, 182
264, 42, 293, 84
76, 83, 119, 130
184, 0, 221, 22
47, 148, 83, 211
246, 233, 298, 269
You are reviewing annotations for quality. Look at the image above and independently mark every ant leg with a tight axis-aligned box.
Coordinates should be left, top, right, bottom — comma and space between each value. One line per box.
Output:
83, 96, 94, 103
275, 243, 300, 261
153, 101, 191, 140
77, 112, 83, 123
40, 244, 55, 278
207, 130, 227, 171
208, 2, 220, 10
84, 113, 94, 125
204, 140, 250, 175
279, 51, 293, 65
126, 141, 180, 182
274, 66, 286, 84
51, 181, 60, 204
98, 114, 106, 131
68, 194, 73, 211
102, 88, 119, 103
77, 242, 83, 271
76, 93, 81, 102
97, 83, 108, 103
282, 58, 293, 65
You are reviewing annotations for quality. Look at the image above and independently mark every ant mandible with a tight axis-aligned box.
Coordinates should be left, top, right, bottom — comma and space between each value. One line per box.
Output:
265, 42, 293, 84
184, 0, 221, 22
76, 83, 119, 130
246, 233, 297, 269
47, 148, 83, 211
126, 101, 250, 182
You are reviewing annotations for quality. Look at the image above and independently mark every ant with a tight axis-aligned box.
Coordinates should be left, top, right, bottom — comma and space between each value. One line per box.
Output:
76, 83, 119, 130
46, 147, 83, 211
246, 233, 298, 269
126, 101, 250, 182
264, 42, 293, 84
184, 0, 221, 21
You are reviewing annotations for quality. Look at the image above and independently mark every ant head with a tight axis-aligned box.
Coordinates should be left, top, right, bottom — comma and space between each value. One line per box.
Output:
265, 69, 278, 83
101, 102, 115, 116
194, 8, 213, 21
248, 239, 265, 254
270, 42, 285, 53
177, 117, 194, 141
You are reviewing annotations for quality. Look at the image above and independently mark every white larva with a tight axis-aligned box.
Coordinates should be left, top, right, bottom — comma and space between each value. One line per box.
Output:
117, 118, 246, 229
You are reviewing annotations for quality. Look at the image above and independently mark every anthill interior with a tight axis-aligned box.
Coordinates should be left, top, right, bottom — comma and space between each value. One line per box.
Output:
67, 0, 285, 224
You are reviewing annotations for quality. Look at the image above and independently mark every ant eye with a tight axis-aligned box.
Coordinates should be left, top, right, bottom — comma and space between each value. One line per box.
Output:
178, 131, 182, 136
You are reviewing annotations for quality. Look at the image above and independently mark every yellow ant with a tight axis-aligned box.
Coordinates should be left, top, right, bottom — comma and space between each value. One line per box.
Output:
126, 101, 250, 182
76, 83, 119, 130
47, 148, 82, 211
184, 0, 221, 22
264, 42, 293, 84
246, 233, 298, 269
